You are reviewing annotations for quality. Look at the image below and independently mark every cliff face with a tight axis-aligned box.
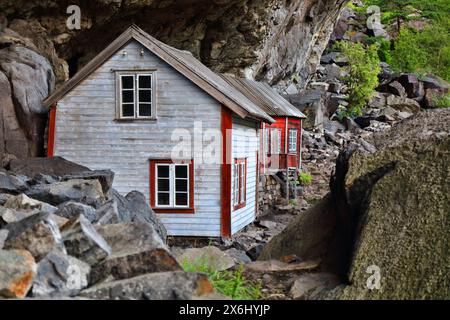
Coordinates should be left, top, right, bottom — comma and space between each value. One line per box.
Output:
0, 0, 347, 157
1, 0, 347, 86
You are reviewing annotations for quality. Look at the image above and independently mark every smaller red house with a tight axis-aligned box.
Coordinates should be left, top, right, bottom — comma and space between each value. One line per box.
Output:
220, 76, 306, 175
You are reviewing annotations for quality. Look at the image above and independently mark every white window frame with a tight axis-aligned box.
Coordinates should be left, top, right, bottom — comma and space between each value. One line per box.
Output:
288, 129, 298, 153
270, 129, 281, 154
119, 74, 136, 119
264, 129, 270, 155
116, 71, 156, 120
155, 163, 189, 208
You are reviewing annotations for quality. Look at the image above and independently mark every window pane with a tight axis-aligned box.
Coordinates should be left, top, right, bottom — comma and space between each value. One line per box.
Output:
157, 192, 169, 205
157, 165, 169, 178
139, 90, 151, 103
122, 90, 134, 103
139, 104, 152, 117
175, 165, 188, 178
121, 76, 134, 89
175, 179, 187, 192
157, 178, 170, 192
139, 75, 152, 88
122, 104, 134, 117
175, 193, 188, 206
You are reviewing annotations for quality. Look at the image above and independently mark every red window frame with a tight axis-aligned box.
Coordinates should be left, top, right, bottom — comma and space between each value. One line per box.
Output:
233, 158, 247, 211
149, 159, 195, 214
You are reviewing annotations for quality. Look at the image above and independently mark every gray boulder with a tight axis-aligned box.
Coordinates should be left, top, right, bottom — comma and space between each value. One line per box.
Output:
398, 74, 425, 99
90, 221, 180, 284
26, 178, 106, 208
32, 250, 90, 298
3, 212, 66, 261
387, 81, 407, 97
4, 193, 57, 214
62, 170, 114, 194
61, 214, 111, 266
9, 157, 89, 178
80, 271, 214, 300
0, 45, 55, 157
386, 94, 421, 113
108, 190, 167, 241
0, 171, 29, 193
94, 200, 121, 225
290, 273, 341, 299
55, 201, 97, 222
175, 246, 235, 272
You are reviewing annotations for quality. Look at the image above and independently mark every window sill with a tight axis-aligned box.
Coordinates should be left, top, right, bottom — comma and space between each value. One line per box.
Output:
233, 202, 246, 211
114, 117, 157, 123
154, 208, 195, 214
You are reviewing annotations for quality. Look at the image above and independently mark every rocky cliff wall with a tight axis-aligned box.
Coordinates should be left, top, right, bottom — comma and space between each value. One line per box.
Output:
0, 0, 347, 157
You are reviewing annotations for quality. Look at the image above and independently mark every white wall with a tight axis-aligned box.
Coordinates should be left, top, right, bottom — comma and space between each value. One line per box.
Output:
55, 40, 222, 237
231, 116, 259, 235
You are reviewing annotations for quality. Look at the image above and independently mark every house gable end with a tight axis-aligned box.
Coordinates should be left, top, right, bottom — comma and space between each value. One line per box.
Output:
44, 25, 273, 123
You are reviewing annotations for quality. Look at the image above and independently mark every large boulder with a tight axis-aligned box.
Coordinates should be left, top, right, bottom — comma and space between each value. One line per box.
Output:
260, 109, 450, 299
90, 221, 179, 285
26, 179, 106, 208
80, 271, 214, 300
62, 170, 114, 194
0, 171, 29, 194
0, 249, 37, 298
8, 157, 89, 178
175, 246, 235, 272
0, 44, 55, 157
4, 193, 57, 214
54, 201, 97, 222
108, 189, 167, 241
32, 250, 90, 298
61, 215, 111, 266
3, 211, 66, 261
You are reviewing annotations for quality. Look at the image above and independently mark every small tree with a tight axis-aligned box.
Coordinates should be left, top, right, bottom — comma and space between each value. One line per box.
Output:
337, 41, 381, 117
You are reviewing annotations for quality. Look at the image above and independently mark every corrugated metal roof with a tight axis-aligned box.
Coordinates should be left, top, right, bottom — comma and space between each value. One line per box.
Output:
219, 75, 306, 118
43, 25, 274, 123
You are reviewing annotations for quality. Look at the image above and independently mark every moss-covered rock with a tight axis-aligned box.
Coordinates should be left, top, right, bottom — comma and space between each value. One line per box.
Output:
260, 109, 450, 299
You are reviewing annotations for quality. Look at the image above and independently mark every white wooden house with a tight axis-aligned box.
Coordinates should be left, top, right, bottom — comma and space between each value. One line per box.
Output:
43, 25, 300, 238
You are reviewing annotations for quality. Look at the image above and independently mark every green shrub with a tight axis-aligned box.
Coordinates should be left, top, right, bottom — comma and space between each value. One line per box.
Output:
336, 41, 381, 116
433, 93, 450, 109
181, 256, 262, 300
365, 36, 392, 64
366, 0, 450, 22
298, 172, 312, 185
391, 19, 450, 81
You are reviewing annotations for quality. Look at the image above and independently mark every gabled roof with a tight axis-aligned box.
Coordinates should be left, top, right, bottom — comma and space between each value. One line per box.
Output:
219, 75, 306, 118
43, 25, 274, 123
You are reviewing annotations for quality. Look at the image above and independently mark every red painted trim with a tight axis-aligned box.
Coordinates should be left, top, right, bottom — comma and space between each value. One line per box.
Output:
255, 150, 259, 216
233, 158, 247, 211
221, 106, 232, 238
47, 105, 56, 157
149, 158, 195, 214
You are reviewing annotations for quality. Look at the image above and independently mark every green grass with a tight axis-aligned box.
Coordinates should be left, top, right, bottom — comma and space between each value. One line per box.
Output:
298, 172, 313, 186
433, 93, 450, 108
181, 256, 262, 300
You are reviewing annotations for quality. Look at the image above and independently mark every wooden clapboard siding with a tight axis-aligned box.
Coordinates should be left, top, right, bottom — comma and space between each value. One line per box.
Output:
55, 40, 222, 237
230, 116, 259, 235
